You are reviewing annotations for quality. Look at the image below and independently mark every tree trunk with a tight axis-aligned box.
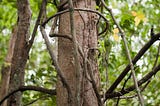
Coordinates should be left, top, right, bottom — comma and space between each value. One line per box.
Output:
0, 26, 17, 106
7, 1, 31, 105
0, 0, 31, 106
57, 0, 100, 106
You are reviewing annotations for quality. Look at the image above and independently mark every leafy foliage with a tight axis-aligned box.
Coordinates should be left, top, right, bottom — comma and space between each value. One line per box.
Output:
0, 0, 160, 105
0, 1, 17, 76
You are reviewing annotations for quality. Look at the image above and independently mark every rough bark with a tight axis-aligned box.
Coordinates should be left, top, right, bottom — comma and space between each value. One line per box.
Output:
56, 0, 100, 106
0, 26, 17, 106
0, 0, 31, 106
7, 1, 31, 105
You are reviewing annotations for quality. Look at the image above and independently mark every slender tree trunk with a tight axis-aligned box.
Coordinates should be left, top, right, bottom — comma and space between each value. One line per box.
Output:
0, 0, 31, 106
57, 0, 100, 106
7, 0, 31, 105
0, 26, 17, 106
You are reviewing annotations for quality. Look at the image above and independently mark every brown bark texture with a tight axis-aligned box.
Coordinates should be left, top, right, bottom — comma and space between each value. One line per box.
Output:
56, 0, 100, 106
0, 26, 17, 106
0, 0, 31, 106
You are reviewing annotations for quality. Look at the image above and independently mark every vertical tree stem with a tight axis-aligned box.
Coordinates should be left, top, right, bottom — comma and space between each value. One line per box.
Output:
68, 0, 81, 106
100, 0, 144, 105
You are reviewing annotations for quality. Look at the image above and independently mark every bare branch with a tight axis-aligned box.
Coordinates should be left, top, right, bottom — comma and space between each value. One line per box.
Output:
87, 58, 103, 106
114, 78, 151, 100
42, 8, 109, 35
23, 95, 51, 106
49, 33, 72, 41
77, 45, 102, 106
100, 0, 144, 104
105, 64, 160, 99
27, 0, 46, 51
40, 26, 73, 103
116, 72, 132, 105
114, 95, 138, 99
152, 43, 160, 70
106, 33, 160, 95
0, 86, 56, 105
68, 0, 81, 105
74, 8, 109, 36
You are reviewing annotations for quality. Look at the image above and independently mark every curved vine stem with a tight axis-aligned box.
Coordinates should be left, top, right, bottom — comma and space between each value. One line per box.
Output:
42, 8, 109, 35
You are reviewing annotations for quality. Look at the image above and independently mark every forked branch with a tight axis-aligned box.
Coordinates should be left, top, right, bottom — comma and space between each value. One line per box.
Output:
105, 33, 160, 95
105, 64, 160, 99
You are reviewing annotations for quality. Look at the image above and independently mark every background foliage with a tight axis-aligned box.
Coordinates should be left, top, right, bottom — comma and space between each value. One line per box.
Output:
0, 0, 159, 105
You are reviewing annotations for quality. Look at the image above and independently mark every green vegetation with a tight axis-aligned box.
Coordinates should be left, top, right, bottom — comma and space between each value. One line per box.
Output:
0, 0, 160, 105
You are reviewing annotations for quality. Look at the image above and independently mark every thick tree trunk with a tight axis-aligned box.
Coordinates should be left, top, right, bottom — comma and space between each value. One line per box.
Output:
0, 0, 31, 106
57, 0, 100, 106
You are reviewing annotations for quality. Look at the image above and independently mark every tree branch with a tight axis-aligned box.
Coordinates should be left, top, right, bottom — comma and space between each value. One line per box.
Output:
23, 95, 51, 106
116, 72, 132, 105
27, 0, 45, 51
49, 33, 72, 41
40, 26, 73, 102
77, 43, 102, 106
152, 43, 160, 70
105, 33, 160, 95
100, 0, 144, 104
0, 86, 56, 105
42, 8, 109, 34
68, 0, 81, 105
105, 64, 160, 99
115, 77, 150, 103
87, 58, 103, 106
